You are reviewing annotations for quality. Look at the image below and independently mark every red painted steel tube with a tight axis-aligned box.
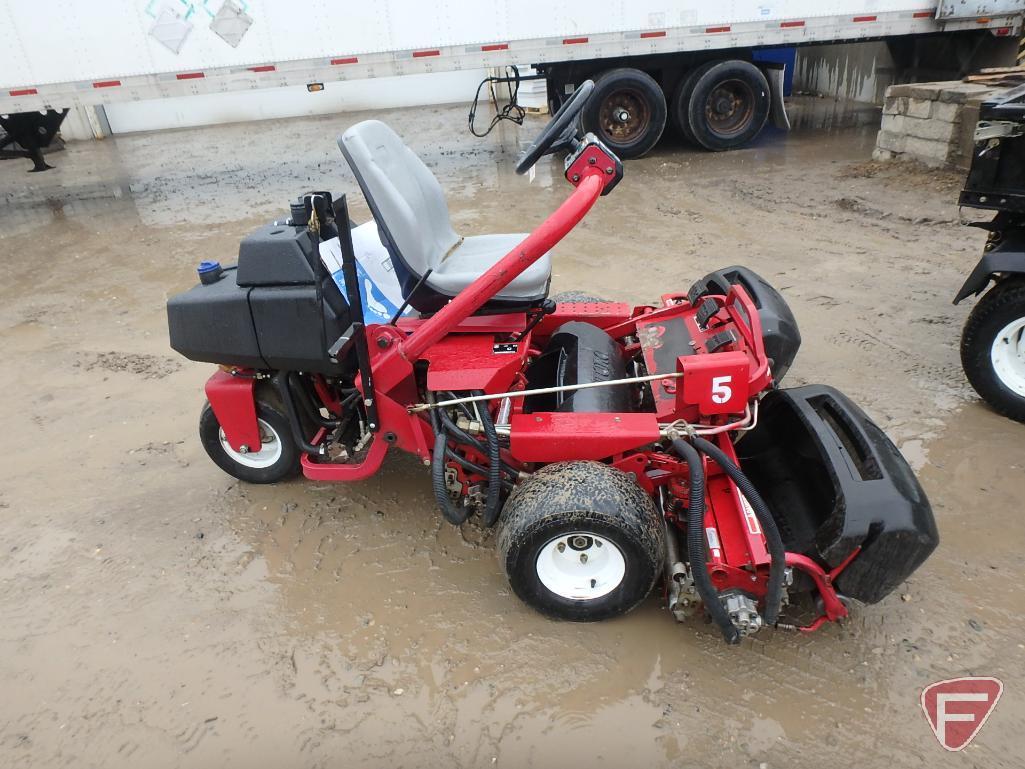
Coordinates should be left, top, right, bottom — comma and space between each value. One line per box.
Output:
399, 171, 605, 364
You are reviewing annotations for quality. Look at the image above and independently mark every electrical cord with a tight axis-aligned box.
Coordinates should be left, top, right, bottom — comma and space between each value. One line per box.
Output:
468, 66, 526, 138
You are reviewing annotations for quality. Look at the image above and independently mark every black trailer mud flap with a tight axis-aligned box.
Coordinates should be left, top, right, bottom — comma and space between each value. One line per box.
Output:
763, 64, 791, 131
739, 385, 938, 604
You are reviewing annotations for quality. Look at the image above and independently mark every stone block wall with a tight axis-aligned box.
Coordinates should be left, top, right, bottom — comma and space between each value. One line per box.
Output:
873, 81, 1002, 169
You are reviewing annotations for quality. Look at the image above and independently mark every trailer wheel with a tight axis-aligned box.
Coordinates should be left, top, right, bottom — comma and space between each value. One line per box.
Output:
961, 278, 1025, 423
669, 66, 705, 145
580, 68, 666, 159
497, 461, 664, 621
683, 60, 770, 151
199, 401, 301, 483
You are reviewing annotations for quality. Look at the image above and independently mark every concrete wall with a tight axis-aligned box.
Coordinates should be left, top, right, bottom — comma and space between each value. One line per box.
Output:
793, 36, 1018, 106
793, 42, 897, 105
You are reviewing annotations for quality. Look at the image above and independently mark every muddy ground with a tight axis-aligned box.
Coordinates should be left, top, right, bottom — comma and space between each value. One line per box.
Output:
1, 99, 1023, 768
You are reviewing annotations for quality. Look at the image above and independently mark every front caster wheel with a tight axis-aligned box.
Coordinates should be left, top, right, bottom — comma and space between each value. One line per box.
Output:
961, 279, 1025, 423
199, 402, 301, 483
497, 461, 664, 621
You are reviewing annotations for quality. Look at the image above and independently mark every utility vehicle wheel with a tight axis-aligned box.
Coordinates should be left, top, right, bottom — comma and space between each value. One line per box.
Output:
199, 402, 301, 483
683, 60, 770, 151
497, 461, 664, 621
552, 290, 614, 303
580, 68, 667, 159
961, 279, 1025, 423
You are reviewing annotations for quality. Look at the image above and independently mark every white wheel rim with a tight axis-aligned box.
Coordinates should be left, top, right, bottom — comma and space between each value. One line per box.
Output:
990, 316, 1025, 397
218, 418, 283, 469
535, 531, 626, 600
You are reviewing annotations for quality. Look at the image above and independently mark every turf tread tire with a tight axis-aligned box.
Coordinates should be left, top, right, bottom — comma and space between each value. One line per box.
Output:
498, 461, 664, 621
961, 278, 1025, 423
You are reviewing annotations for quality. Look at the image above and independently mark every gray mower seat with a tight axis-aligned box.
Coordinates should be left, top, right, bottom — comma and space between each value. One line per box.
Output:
339, 120, 552, 314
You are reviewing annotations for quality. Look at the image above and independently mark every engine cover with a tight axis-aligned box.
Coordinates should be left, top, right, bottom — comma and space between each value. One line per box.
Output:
523, 322, 632, 413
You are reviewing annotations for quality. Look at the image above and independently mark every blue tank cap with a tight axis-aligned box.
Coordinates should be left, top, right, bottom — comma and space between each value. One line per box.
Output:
197, 260, 221, 274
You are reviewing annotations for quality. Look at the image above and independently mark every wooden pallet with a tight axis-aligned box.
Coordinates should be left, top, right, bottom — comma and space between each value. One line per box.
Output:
965, 65, 1025, 87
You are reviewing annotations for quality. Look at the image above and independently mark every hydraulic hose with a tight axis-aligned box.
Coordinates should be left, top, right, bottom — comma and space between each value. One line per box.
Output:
428, 404, 469, 526
670, 438, 740, 644
691, 436, 786, 627
438, 399, 520, 480
473, 390, 503, 528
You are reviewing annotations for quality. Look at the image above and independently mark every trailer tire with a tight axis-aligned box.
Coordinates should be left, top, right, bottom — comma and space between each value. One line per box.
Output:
961, 278, 1025, 423
498, 461, 664, 621
670, 66, 705, 145
683, 60, 770, 151
580, 68, 666, 159
199, 401, 301, 484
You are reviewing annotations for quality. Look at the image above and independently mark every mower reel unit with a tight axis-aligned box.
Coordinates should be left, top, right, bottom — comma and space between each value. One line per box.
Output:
167, 81, 938, 643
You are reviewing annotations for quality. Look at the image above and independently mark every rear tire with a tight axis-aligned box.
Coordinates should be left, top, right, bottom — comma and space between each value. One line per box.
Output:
199, 401, 301, 483
961, 279, 1025, 423
498, 461, 664, 621
580, 68, 667, 159
683, 60, 770, 151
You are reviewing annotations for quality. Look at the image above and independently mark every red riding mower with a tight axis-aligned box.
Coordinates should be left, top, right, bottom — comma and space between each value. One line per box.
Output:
168, 82, 938, 643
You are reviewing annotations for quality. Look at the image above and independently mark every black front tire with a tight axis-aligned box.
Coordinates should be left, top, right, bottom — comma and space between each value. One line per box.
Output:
961, 279, 1025, 423
497, 461, 664, 621
199, 401, 301, 483
580, 68, 667, 159
684, 60, 770, 151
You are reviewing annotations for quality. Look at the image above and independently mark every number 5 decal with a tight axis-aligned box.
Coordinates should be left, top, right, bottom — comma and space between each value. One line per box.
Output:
711, 375, 733, 404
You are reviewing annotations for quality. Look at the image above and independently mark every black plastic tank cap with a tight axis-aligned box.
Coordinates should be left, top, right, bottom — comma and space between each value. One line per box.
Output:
197, 260, 223, 285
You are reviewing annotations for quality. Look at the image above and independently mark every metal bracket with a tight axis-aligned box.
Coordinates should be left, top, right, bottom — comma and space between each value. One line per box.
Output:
975, 120, 1025, 142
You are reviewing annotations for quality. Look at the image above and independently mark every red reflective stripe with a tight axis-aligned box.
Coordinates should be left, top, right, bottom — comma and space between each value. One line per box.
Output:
853, 15, 877, 22
481, 43, 508, 51
331, 56, 358, 64
249, 65, 276, 72
913, 10, 933, 18
780, 20, 805, 28
93, 80, 121, 88
9, 88, 37, 96
563, 36, 588, 44
412, 49, 440, 57
705, 26, 731, 33
640, 30, 666, 38
176, 72, 204, 80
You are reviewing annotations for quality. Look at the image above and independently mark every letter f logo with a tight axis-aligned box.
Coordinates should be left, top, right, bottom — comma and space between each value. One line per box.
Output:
922, 677, 1003, 751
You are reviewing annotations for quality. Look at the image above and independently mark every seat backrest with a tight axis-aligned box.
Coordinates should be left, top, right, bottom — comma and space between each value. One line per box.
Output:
338, 121, 459, 293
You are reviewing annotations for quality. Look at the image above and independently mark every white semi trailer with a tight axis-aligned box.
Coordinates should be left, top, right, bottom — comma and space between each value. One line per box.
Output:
2, 0, 1023, 168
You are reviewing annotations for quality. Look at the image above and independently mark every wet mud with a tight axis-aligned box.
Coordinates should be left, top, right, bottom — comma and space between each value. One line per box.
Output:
2, 99, 1024, 768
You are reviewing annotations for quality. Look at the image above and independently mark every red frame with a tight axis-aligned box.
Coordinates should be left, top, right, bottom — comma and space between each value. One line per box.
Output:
207, 148, 853, 632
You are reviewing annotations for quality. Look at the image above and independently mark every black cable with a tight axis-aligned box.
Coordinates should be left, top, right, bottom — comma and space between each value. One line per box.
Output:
428, 405, 469, 526
691, 437, 786, 628
468, 66, 526, 138
474, 390, 504, 528
444, 447, 515, 493
670, 439, 741, 645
